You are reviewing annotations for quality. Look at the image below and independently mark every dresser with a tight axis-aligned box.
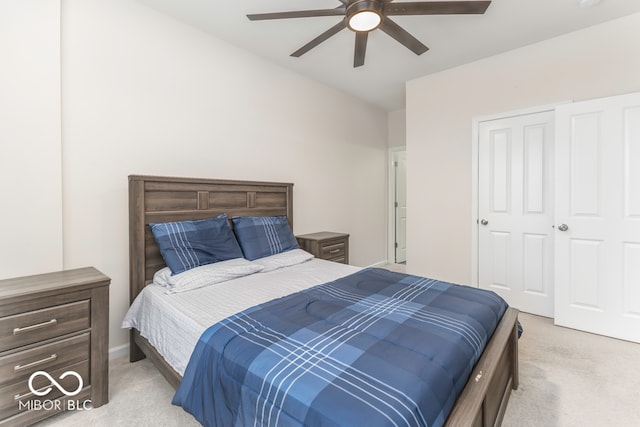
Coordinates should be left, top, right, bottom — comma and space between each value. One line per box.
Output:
296, 232, 349, 264
0, 267, 110, 426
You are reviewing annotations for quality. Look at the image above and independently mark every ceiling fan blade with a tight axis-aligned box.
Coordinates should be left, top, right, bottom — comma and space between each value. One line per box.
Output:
354, 32, 368, 67
291, 21, 347, 58
247, 9, 345, 21
379, 18, 428, 55
386, 1, 491, 16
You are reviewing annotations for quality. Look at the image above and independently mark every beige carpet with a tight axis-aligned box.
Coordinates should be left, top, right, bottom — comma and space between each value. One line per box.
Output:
38, 313, 640, 427
502, 313, 640, 427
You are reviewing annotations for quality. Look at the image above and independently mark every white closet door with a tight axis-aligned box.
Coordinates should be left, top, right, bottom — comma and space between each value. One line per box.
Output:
555, 92, 640, 343
478, 111, 555, 317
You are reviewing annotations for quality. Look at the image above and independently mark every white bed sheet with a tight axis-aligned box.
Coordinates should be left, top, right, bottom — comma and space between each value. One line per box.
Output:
122, 259, 361, 376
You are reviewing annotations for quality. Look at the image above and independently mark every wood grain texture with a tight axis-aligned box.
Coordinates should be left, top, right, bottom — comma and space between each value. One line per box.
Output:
0, 300, 89, 352
296, 232, 350, 264
0, 267, 110, 425
0, 333, 89, 387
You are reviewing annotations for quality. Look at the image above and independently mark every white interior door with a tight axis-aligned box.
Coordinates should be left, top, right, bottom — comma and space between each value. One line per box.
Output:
478, 111, 555, 317
394, 151, 407, 263
555, 92, 640, 343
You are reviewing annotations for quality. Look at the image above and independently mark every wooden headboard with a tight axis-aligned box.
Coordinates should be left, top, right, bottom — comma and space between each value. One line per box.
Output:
128, 175, 293, 303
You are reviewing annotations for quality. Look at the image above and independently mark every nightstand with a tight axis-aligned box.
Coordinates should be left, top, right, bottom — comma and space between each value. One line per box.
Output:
296, 232, 349, 264
0, 267, 110, 426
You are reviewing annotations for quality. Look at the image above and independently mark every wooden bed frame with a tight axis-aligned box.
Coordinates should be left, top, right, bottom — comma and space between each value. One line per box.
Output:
128, 174, 519, 427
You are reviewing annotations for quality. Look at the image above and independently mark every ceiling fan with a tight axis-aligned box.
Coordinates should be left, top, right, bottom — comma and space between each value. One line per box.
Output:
247, 1, 492, 67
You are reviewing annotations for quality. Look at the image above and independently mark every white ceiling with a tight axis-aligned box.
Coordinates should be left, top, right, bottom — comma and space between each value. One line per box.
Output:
136, 0, 640, 111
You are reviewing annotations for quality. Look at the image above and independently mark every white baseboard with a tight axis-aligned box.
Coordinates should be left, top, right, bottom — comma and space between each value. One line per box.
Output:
109, 343, 129, 360
366, 260, 391, 268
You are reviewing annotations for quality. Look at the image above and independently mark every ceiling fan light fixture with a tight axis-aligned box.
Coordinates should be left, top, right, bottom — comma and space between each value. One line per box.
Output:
247, 0, 493, 67
346, 0, 383, 32
348, 10, 382, 32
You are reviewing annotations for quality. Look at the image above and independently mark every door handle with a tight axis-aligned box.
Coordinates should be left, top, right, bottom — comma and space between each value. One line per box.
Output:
558, 224, 569, 232
480, 219, 489, 226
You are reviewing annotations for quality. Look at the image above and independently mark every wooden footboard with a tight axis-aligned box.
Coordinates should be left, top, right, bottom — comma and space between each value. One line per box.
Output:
445, 307, 519, 427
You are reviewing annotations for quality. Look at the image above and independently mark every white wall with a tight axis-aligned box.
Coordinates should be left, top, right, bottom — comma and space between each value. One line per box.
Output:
406, 13, 640, 284
59, 0, 388, 350
388, 110, 406, 148
0, 1, 63, 279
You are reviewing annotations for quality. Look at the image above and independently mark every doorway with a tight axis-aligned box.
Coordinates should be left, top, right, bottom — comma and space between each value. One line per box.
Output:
390, 148, 407, 264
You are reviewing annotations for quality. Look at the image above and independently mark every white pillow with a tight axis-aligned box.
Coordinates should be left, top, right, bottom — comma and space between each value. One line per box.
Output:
153, 258, 264, 294
255, 249, 314, 272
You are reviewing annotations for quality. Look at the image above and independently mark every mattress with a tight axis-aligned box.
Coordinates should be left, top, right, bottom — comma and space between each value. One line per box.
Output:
122, 258, 361, 375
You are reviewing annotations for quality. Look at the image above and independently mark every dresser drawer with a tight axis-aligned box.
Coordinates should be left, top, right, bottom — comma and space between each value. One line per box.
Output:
320, 241, 346, 260
0, 301, 90, 352
0, 267, 110, 425
0, 360, 89, 420
0, 333, 90, 388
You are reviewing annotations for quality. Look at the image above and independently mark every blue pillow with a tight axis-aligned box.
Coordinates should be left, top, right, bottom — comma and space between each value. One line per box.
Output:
231, 216, 299, 261
149, 214, 243, 274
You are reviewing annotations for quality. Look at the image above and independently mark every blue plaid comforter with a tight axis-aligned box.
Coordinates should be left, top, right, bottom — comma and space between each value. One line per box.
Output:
173, 268, 508, 427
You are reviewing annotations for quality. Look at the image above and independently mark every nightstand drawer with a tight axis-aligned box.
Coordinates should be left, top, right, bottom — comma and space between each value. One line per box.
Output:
0, 333, 90, 388
296, 232, 349, 264
0, 301, 90, 352
320, 241, 346, 260
0, 360, 89, 420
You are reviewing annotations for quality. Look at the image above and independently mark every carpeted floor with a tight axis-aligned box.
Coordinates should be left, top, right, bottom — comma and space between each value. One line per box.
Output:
501, 313, 640, 427
38, 312, 640, 427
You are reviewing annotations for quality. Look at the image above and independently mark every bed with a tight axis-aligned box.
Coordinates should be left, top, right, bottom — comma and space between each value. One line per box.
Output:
125, 174, 519, 427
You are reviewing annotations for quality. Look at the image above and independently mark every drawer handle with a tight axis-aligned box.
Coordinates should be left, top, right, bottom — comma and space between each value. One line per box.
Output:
14, 383, 53, 401
13, 319, 57, 335
14, 354, 58, 372
329, 249, 341, 254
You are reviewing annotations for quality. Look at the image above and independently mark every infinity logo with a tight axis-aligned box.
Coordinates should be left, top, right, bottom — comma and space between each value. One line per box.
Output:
28, 371, 83, 397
